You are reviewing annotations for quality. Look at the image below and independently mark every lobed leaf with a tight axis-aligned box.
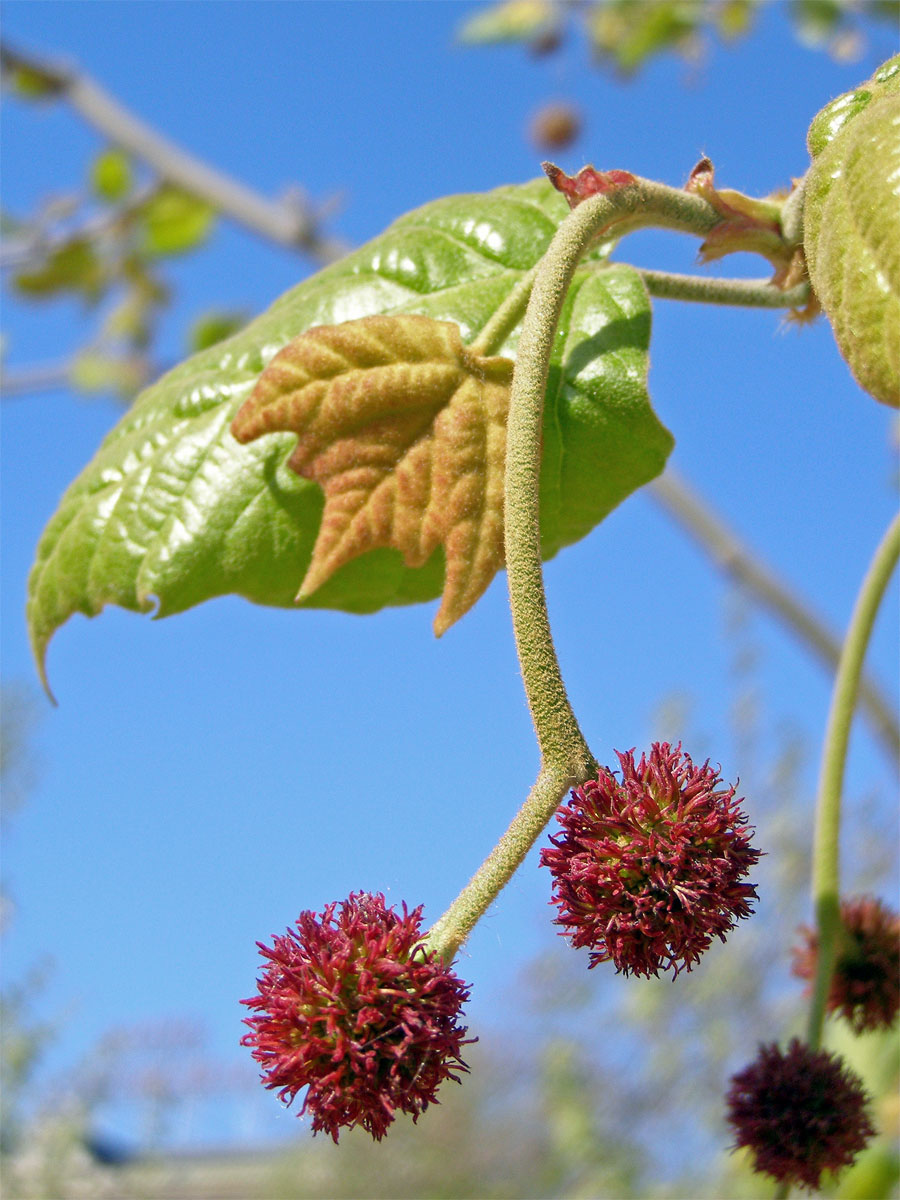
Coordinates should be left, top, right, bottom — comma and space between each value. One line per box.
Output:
803, 55, 900, 406
28, 180, 671, 688
232, 315, 514, 635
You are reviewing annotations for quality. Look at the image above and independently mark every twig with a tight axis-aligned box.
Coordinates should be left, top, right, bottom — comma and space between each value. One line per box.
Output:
0, 183, 158, 271
650, 469, 899, 763
0, 41, 348, 265
637, 268, 810, 310
0, 362, 72, 398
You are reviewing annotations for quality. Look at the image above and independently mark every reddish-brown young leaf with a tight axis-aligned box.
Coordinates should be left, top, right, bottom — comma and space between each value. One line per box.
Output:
543, 161, 638, 208
231, 315, 514, 634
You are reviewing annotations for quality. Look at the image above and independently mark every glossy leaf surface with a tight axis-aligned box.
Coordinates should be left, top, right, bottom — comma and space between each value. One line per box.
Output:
28, 180, 671, 685
803, 56, 900, 406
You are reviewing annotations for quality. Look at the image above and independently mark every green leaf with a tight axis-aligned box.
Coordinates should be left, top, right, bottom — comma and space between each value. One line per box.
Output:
28, 180, 670, 687
803, 55, 900, 405
13, 238, 106, 301
90, 147, 132, 203
138, 186, 216, 256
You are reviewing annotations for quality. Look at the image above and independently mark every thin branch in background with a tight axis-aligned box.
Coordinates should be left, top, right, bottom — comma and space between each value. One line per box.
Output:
0, 41, 349, 265
0, 183, 158, 271
0, 362, 72, 399
650, 469, 900, 763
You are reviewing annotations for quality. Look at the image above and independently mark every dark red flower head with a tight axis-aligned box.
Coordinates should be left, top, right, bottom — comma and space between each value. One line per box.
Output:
792, 895, 900, 1034
540, 742, 761, 977
726, 1038, 875, 1190
241, 892, 473, 1142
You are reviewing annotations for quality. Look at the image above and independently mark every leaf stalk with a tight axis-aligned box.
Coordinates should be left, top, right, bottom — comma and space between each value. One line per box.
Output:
636, 269, 810, 309
806, 511, 900, 1049
426, 179, 732, 961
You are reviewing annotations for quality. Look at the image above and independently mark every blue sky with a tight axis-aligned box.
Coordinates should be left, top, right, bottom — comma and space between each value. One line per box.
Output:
2, 0, 897, 1151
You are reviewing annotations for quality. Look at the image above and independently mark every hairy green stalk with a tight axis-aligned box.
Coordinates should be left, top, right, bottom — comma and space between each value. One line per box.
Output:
636, 269, 810, 309
425, 179, 739, 962
806, 511, 900, 1049
469, 265, 539, 357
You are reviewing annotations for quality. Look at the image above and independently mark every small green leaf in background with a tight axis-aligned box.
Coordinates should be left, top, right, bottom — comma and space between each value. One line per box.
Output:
714, 0, 756, 40
587, 1, 703, 75
27, 179, 669, 688
90, 147, 132, 203
13, 237, 106, 302
68, 348, 145, 399
803, 55, 900, 406
2, 60, 63, 100
189, 310, 247, 352
457, 0, 558, 44
138, 185, 216, 256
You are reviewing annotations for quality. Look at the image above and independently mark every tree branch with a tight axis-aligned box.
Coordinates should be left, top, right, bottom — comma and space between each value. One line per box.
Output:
0, 41, 348, 265
649, 469, 899, 763
0, 362, 72, 398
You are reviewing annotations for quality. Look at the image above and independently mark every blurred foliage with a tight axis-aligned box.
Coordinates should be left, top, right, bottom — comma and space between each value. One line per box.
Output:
0, 94, 222, 403
1, 54, 64, 99
90, 148, 133, 204
459, 0, 900, 75
138, 186, 216, 257
0, 686, 55, 1177
5, 1, 899, 407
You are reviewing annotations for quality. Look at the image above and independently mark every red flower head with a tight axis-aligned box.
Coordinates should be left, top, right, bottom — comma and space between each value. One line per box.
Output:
540, 742, 761, 977
792, 895, 900, 1034
726, 1038, 875, 1190
241, 892, 472, 1142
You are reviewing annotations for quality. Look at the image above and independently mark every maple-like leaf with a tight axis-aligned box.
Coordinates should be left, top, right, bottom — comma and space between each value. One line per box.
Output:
231, 314, 514, 635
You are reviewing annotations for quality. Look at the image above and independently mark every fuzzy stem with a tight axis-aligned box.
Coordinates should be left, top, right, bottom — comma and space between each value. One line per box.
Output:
504, 181, 719, 771
469, 266, 539, 358
635, 269, 810, 309
426, 180, 728, 961
424, 765, 573, 960
806, 512, 900, 1049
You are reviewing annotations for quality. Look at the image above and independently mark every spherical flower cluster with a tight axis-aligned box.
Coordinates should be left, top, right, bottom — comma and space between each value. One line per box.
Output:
241, 892, 472, 1142
726, 1038, 875, 1190
792, 895, 899, 1034
541, 742, 761, 977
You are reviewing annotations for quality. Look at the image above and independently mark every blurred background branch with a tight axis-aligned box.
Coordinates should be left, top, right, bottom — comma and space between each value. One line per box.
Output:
0, 41, 349, 263
650, 469, 900, 762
